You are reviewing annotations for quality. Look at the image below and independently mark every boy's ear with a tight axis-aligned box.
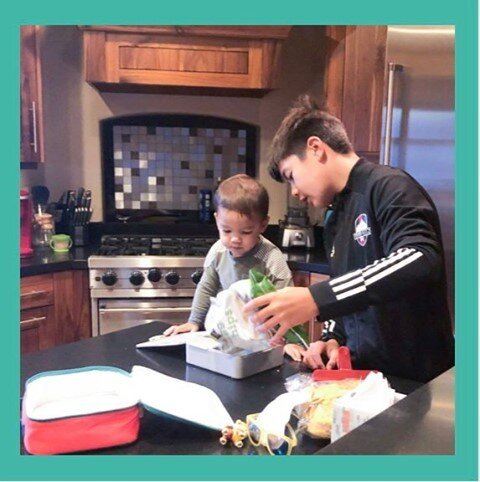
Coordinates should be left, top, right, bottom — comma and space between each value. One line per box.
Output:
260, 215, 270, 232
306, 136, 325, 160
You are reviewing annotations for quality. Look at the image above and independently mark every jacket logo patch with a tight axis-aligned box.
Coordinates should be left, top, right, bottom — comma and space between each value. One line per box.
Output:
353, 213, 372, 247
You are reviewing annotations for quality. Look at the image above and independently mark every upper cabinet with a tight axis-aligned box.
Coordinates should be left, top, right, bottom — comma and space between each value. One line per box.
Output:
21, 26, 44, 164
323, 26, 387, 161
80, 26, 292, 97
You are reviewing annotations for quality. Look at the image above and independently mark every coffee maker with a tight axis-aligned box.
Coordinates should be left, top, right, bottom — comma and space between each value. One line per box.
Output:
280, 194, 315, 249
20, 189, 33, 257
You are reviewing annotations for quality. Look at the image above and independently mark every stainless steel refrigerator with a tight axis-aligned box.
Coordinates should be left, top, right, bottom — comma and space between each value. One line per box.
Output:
380, 25, 455, 319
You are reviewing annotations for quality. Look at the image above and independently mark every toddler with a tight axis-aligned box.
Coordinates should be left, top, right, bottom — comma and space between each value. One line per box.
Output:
163, 174, 307, 360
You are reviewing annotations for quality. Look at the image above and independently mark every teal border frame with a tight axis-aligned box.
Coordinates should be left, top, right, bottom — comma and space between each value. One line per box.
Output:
2, 0, 477, 480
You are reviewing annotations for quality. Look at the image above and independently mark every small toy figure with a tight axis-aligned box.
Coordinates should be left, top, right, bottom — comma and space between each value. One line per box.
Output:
219, 420, 248, 448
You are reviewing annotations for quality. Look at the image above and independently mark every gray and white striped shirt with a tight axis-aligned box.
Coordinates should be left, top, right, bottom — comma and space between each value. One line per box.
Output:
188, 235, 293, 327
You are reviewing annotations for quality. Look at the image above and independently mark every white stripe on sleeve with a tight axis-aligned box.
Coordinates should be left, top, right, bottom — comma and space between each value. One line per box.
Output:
329, 248, 424, 301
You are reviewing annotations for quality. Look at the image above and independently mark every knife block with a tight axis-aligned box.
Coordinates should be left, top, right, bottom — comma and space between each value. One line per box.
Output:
70, 225, 89, 247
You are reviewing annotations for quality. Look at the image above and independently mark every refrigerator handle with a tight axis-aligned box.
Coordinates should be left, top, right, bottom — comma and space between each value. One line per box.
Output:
382, 62, 404, 166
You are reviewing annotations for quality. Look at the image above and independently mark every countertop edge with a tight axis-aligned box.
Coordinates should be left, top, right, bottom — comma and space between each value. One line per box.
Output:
21, 249, 329, 278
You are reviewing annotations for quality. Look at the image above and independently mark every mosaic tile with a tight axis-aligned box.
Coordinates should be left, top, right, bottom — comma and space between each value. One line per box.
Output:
110, 122, 253, 211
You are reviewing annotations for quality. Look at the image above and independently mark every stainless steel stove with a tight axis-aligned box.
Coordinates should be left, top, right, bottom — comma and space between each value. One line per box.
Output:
88, 235, 217, 336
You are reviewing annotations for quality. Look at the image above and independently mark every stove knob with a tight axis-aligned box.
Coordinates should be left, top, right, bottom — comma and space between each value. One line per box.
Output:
148, 268, 162, 283
191, 270, 203, 285
165, 271, 180, 285
130, 271, 145, 286
102, 271, 118, 287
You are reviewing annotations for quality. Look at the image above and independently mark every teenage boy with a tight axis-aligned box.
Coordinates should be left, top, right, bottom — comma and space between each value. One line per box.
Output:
243, 95, 454, 382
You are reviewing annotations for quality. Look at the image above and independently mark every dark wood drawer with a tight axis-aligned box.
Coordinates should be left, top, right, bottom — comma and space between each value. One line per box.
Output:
20, 274, 54, 310
20, 305, 55, 354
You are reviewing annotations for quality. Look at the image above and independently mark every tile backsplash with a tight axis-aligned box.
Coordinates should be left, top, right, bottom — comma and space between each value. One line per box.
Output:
110, 123, 252, 212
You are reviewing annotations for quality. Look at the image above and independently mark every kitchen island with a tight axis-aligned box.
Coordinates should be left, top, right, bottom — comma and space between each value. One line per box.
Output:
20, 322, 453, 455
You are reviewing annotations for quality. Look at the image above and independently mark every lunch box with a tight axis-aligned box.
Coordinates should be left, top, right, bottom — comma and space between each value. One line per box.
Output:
22, 365, 233, 455
186, 338, 284, 379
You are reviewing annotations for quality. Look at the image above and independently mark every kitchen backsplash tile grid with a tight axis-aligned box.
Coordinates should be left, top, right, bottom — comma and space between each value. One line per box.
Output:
109, 123, 253, 211
101, 115, 257, 222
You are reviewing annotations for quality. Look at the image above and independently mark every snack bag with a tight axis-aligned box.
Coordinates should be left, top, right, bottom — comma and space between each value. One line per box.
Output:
249, 269, 309, 347
204, 279, 271, 354
299, 379, 361, 438
284, 372, 361, 439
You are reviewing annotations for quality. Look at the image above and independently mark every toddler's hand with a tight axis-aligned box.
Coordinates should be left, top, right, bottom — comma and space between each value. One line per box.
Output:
163, 322, 199, 337
283, 343, 306, 362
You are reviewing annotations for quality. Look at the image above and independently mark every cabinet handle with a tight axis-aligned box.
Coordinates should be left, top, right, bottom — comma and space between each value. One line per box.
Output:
20, 316, 46, 329
381, 62, 403, 166
100, 307, 191, 313
22, 289, 48, 297
29, 101, 38, 154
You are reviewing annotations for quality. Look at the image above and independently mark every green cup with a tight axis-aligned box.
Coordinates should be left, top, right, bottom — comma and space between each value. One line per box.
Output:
50, 234, 73, 252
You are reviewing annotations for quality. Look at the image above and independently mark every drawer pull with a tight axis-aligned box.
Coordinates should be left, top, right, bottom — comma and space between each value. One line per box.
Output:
22, 290, 48, 297
20, 316, 46, 329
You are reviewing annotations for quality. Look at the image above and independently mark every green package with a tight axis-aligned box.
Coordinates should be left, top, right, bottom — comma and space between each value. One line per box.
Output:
249, 269, 309, 347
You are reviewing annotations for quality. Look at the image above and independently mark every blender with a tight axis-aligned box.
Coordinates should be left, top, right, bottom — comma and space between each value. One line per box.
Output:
280, 193, 315, 249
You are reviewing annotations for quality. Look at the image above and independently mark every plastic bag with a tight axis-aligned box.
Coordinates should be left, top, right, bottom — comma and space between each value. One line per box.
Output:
204, 279, 271, 354
285, 373, 361, 439
249, 269, 309, 347
300, 379, 361, 438
331, 372, 404, 441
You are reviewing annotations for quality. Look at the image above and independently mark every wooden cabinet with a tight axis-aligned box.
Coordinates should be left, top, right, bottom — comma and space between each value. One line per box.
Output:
81, 26, 291, 96
53, 271, 92, 345
292, 270, 330, 342
20, 271, 91, 354
20, 274, 55, 353
21, 26, 44, 165
323, 26, 387, 161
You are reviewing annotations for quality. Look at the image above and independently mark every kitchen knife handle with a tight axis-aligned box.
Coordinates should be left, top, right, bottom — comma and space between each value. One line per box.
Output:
382, 62, 404, 166
77, 187, 85, 207
84, 190, 92, 209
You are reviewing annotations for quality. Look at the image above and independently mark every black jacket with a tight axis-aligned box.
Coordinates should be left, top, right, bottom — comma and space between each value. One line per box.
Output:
309, 158, 454, 382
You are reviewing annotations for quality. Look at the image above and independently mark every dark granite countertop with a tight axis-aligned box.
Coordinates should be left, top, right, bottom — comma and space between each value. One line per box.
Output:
20, 321, 442, 457
20, 223, 330, 277
20, 246, 95, 277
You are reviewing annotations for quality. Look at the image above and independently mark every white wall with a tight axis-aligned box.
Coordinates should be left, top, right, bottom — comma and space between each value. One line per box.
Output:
21, 25, 326, 224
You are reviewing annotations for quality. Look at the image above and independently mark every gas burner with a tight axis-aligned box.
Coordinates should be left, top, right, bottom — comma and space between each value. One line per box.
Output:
95, 235, 217, 257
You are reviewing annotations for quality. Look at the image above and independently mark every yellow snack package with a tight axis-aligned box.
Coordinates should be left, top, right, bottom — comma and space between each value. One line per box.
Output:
300, 379, 361, 439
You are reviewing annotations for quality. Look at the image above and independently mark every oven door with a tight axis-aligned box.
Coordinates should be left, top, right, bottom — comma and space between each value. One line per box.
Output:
97, 298, 192, 335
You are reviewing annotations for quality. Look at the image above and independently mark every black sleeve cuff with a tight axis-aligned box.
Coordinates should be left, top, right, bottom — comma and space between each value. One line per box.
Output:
308, 281, 339, 321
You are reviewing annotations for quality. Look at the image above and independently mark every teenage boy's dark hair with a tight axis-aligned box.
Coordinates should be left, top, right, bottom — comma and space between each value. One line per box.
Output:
214, 174, 269, 220
268, 94, 353, 182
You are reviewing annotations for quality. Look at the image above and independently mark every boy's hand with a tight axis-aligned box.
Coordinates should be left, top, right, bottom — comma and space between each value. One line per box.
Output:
283, 343, 307, 362
243, 287, 319, 344
303, 339, 340, 370
163, 322, 199, 337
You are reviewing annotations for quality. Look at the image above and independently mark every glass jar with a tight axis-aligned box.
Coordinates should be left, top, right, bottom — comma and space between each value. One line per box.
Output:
32, 212, 55, 248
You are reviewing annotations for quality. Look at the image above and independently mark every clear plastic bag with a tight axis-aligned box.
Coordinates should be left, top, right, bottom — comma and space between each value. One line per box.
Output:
285, 375, 361, 439
204, 279, 271, 354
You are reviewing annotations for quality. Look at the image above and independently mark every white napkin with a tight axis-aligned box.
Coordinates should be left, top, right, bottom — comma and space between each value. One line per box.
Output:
136, 331, 217, 349
131, 365, 234, 430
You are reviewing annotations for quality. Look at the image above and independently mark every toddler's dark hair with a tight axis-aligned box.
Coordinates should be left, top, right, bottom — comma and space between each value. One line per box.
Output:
214, 174, 269, 220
